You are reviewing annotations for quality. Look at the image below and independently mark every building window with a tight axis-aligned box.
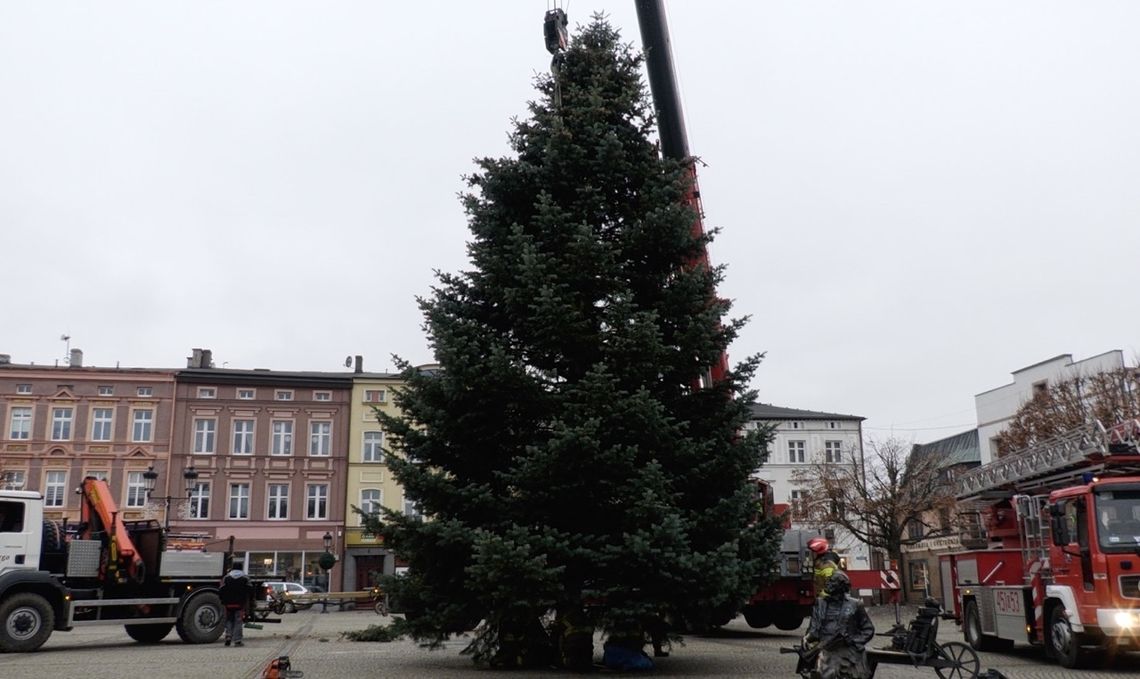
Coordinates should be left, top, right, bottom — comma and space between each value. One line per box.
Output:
825, 440, 843, 463
197, 387, 216, 399
360, 489, 382, 519
313, 391, 332, 402
86, 470, 109, 481
1032, 380, 1048, 399
229, 483, 250, 519
309, 422, 331, 456
8, 407, 32, 440
193, 418, 217, 454
271, 420, 293, 456
403, 498, 421, 519
189, 482, 210, 519
275, 390, 293, 401
364, 389, 386, 403
306, 484, 328, 520
2, 470, 26, 490
362, 431, 383, 463
97, 385, 114, 396
126, 471, 148, 508
788, 440, 805, 463
51, 407, 73, 441
906, 518, 924, 541
237, 389, 255, 400
232, 419, 255, 455
789, 421, 803, 430
828, 421, 839, 430
132, 409, 154, 442
137, 386, 153, 397
267, 484, 289, 520
44, 471, 67, 507
790, 489, 808, 517
91, 408, 114, 442
16, 384, 32, 395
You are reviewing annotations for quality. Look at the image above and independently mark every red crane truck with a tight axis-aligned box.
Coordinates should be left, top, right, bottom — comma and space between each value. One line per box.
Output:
941, 419, 1140, 667
0, 476, 255, 652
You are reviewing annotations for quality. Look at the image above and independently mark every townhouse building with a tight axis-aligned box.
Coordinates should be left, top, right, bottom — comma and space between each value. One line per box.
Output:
0, 351, 175, 524
171, 350, 352, 590
900, 428, 981, 604
746, 404, 873, 571
342, 363, 410, 590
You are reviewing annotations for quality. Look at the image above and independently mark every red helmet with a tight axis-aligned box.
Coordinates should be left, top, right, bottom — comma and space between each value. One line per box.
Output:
808, 537, 830, 555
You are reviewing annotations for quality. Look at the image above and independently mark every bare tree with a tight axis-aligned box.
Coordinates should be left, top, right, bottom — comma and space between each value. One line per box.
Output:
997, 367, 1140, 455
791, 437, 957, 573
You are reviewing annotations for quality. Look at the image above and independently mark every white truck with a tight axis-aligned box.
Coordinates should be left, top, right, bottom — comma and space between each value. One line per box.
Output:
0, 477, 248, 652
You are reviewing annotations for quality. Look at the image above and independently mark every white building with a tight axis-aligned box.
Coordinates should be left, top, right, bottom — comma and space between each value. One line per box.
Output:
746, 404, 873, 570
975, 350, 1124, 464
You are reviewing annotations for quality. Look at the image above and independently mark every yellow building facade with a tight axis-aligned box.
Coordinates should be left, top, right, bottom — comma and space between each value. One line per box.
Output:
342, 371, 411, 590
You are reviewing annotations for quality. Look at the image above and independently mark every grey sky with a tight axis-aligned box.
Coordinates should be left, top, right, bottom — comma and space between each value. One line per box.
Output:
3, 2, 1139, 443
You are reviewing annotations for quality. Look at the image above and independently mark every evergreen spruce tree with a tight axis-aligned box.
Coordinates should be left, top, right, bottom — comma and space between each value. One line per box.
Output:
368, 16, 780, 667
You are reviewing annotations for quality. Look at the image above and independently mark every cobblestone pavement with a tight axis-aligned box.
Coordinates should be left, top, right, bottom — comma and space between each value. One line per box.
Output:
0, 605, 1137, 678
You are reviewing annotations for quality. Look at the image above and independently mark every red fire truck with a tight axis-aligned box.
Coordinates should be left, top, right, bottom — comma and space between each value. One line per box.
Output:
940, 419, 1140, 668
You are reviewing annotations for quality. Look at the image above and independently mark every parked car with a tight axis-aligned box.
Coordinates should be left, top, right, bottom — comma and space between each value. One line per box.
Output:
264, 582, 313, 613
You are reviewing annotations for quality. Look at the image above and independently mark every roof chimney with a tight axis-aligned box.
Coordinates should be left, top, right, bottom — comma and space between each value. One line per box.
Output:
0, 354, 10, 365
354, 355, 364, 373
69, 349, 83, 367
186, 348, 214, 369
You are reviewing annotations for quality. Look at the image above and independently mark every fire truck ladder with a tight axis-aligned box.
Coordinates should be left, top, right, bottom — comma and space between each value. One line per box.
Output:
1013, 493, 1051, 584
955, 420, 1140, 501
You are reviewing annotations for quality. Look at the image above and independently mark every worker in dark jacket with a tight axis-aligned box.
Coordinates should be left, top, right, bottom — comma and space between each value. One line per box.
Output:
219, 560, 253, 647
802, 571, 875, 679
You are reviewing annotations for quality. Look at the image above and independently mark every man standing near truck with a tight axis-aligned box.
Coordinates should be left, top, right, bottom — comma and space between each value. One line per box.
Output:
219, 560, 253, 647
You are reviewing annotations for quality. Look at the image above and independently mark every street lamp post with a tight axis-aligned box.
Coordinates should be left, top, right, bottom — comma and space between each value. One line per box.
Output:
142, 465, 199, 531
319, 531, 334, 614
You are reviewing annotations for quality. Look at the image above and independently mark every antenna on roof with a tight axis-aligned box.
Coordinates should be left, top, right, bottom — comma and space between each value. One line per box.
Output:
344, 356, 353, 368
60, 334, 72, 364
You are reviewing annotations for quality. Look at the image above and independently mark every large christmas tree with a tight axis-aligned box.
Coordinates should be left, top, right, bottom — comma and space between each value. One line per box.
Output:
370, 15, 779, 667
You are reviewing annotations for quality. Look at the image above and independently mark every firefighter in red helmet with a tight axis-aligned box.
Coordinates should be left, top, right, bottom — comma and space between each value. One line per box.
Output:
809, 538, 841, 597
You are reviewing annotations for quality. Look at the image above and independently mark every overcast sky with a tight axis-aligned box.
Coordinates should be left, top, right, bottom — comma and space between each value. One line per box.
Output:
3, 2, 1139, 444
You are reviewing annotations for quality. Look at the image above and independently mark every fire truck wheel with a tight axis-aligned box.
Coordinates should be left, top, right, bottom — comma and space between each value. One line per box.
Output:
0, 593, 55, 652
1047, 605, 1084, 669
176, 592, 224, 644
125, 623, 174, 643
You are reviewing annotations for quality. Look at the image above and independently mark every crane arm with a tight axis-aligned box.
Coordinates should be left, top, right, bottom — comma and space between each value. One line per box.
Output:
79, 476, 146, 583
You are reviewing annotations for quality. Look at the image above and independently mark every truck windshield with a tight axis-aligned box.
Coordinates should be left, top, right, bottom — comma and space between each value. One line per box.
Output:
1094, 489, 1140, 551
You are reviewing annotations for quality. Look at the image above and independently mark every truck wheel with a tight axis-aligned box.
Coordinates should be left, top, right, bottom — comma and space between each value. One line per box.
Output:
774, 614, 804, 631
175, 593, 224, 644
125, 623, 173, 643
41, 521, 65, 553
0, 593, 55, 652
742, 606, 771, 628
1048, 605, 1085, 669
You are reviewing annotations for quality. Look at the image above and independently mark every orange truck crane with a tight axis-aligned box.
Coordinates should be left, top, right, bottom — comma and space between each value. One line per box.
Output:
941, 419, 1140, 668
0, 476, 258, 652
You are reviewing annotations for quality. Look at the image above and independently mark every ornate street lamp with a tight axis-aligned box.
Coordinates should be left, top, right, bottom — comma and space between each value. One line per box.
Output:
143, 465, 199, 530
319, 531, 335, 613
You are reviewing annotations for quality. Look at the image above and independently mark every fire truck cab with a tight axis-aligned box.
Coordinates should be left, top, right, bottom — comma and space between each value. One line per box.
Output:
941, 419, 1140, 668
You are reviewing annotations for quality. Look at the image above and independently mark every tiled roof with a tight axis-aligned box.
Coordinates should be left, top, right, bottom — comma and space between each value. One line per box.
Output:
748, 403, 864, 422
911, 428, 981, 467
